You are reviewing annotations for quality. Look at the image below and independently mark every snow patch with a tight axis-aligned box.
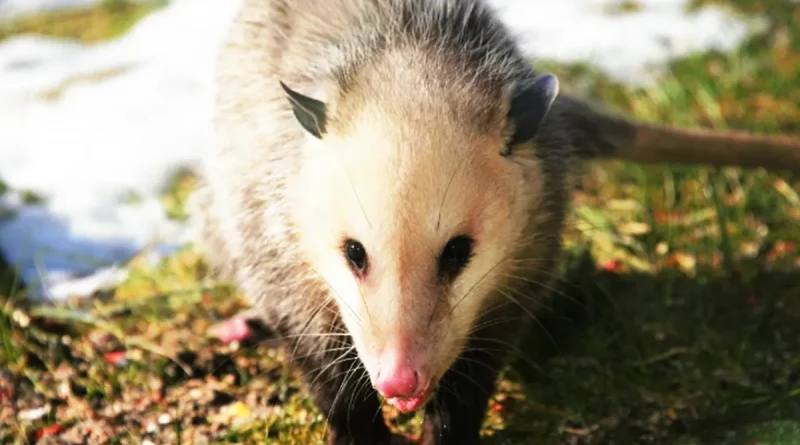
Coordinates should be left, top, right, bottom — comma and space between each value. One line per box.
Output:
488, 0, 758, 83
0, 0, 759, 300
0, 0, 160, 22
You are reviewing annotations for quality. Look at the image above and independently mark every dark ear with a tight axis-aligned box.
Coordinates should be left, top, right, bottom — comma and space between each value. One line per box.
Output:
503, 73, 559, 155
280, 81, 327, 139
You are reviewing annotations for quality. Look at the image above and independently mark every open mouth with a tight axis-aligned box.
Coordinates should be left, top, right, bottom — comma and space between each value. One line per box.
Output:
386, 388, 433, 413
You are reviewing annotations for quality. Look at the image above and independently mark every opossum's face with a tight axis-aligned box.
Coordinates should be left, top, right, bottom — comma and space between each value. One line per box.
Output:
284, 73, 558, 413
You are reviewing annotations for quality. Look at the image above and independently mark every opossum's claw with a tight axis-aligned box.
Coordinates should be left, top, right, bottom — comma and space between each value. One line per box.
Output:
208, 316, 252, 343
207, 310, 276, 345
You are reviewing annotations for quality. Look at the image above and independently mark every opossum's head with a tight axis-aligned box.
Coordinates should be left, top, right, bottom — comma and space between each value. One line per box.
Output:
284, 64, 558, 413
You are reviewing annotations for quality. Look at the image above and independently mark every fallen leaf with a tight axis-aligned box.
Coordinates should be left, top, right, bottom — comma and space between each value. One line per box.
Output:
664, 252, 696, 274
12, 309, 30, 328
103, 350, 128, 367
36, 425, 64, 441
490, 401, 504, 412
600, 259, 623, 273
18, 405, 49, 421
210, 401, 252, 426
618, 221, 650, 236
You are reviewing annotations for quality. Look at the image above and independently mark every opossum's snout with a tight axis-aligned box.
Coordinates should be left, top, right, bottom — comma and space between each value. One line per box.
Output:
362, 317, 449, 413
342, 235, 483, 414
371, 344, 432, 412
354, 282, 452, 414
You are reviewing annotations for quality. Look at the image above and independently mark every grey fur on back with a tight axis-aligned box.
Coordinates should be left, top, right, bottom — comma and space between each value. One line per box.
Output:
190, 3, 576, 441
191, 0, 571, 328
189, 9, 800, 441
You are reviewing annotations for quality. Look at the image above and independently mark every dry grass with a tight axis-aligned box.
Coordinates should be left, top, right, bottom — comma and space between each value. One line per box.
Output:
1, 1, 799, 444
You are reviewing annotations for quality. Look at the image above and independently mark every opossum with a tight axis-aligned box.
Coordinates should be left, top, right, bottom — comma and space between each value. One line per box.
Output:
190, 0, 800, 444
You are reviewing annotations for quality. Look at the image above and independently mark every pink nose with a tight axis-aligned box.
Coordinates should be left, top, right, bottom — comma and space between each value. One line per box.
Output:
373, 352, 424, 399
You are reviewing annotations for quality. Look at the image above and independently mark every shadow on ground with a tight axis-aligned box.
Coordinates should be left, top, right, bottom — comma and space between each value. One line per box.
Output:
486, 251, 800, 445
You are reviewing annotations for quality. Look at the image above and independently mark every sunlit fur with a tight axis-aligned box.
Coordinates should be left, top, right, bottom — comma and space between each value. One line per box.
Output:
193, 0, 571, 442
191, 0, 800, 442
290, 42, 551, 390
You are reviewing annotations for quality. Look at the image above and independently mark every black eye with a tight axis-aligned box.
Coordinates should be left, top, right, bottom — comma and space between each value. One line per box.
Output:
438, 235, 473, 280
343, 239, 368, 275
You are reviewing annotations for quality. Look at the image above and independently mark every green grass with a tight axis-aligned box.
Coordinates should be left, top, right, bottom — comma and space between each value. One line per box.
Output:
1, 1, 800, 444
0, 0, 167, 43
